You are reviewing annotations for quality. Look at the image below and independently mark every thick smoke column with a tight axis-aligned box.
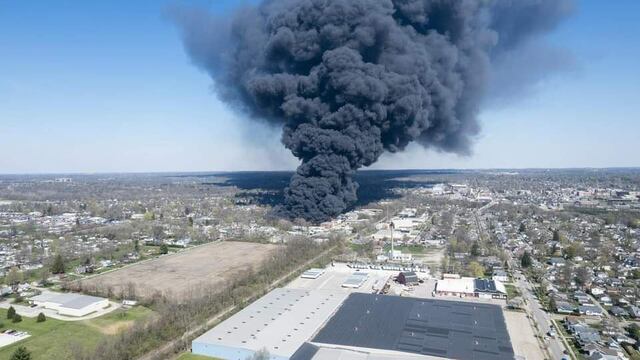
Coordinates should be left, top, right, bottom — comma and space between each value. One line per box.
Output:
173, 0, 573, 223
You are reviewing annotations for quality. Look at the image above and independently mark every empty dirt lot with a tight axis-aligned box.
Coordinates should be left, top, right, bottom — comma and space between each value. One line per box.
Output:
504, 310, 545, 360
80, 241, 280, 300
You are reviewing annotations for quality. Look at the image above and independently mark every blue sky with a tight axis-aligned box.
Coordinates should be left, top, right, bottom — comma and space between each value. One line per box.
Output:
1, 0, 639, 173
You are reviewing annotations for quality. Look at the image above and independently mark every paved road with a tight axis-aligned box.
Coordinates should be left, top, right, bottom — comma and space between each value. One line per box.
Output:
515, 275, 570, 360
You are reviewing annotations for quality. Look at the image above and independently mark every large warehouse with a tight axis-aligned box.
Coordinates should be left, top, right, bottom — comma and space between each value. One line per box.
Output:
191, 288, 348, 360
192, 289, 514, 360
307, 293, 514, 360
30, 292, 109, 317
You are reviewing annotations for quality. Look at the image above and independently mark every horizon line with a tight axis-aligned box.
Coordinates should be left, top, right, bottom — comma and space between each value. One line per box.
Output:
1, 166, 640, 177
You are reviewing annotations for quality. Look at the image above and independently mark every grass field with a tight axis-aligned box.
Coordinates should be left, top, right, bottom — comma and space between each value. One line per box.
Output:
80, 241, 280, 300
504, 284, 521, 299
176, 353, 221, 360
0, 306, 153, 360
383, 244, 428, 254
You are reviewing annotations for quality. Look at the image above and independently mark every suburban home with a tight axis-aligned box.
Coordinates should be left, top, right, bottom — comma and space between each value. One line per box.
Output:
610, 306, 628, 317
578, 305, 604, 317
628, 305, 640, 318
492, 269, 509, 282
557, 301, 576, 314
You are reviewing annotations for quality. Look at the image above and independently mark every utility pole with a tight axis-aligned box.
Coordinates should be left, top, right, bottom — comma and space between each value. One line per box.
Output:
390, 221, 395, 257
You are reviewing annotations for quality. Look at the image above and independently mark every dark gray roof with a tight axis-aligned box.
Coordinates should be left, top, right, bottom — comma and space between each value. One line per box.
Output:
290, 343, 319, 360
312, 293, 514, 360
474, 279, 501, 293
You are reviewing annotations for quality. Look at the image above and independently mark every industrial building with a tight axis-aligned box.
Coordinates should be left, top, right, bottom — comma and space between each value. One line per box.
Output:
435, 278, 507, 300
192, 286, 514, 360
30, 292, 109, 317
308, 293, 514, 360
191, 288, 348, 360
397, 271, 419, 285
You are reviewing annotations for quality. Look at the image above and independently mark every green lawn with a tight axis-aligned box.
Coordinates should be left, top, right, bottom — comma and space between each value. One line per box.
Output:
176, 353, 221, 360
0, 306, 153, 360
383, 244, 427, 254
504, 284, 521, 299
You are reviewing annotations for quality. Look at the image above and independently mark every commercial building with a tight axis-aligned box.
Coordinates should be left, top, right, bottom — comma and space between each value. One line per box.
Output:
435, 278, 507, 300
300, 268, 324, 279
306, 293, 514, 360
191, 288, 348, 360
30, 292, 109, 317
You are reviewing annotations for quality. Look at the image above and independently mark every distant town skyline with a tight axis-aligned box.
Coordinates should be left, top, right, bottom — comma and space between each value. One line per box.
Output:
2, 0, 639, 174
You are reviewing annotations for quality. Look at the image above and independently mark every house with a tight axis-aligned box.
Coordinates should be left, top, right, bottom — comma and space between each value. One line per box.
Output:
579, 305, 604, 317
556, 301, 576, 314
492, 269, 509, 282
397, 271, 419, 285
586, 348, 625, 360
628, 305, 640, 318
591, 287, 606, 296
610, 306, 628, 317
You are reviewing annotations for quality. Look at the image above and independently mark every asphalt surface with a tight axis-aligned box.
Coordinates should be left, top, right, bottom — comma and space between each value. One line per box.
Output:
515, 274, 570, 360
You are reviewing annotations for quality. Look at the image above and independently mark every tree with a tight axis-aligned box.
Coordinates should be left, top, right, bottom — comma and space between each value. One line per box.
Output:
519, 223, 526, 233
575, 267, 591, 287
134, 239, 140, 253
248, 348, 270, 360
520, 251, 533, 268
467, 261, 485, 278
552, 229, 561, 242
143, 211, 155, 221
6, 267, 23, 286
12, 314, 22, 323
40, 269, 50, 286
159, 244, 169, 255
50, 254, 66, 274
36, 312, 46, 323
470, 242, 481, 257
7, 306, 15, 319
629, 324, 640, 341
548, 297, 557, 312
10, 347, 31, 360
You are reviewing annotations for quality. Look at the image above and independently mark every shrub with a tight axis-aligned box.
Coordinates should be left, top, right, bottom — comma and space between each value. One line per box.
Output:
7, 306, 15, 320
12, 314, 22, 323
36, 312, 46, 323
10, 346, 31, 360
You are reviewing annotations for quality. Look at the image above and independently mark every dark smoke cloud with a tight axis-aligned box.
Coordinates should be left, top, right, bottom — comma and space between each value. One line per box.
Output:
172, 0, 574, 223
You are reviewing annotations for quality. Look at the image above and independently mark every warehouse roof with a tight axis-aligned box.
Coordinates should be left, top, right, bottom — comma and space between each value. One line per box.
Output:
31, 292, 106, 309
342, 272, 368, 288
291, 343, 440, 360
435, 278, 475, 293
312, 293, 514, 360
192, 288, 348, 358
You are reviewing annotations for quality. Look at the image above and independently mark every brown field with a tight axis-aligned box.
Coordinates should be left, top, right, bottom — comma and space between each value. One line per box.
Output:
79, 241, 280, 300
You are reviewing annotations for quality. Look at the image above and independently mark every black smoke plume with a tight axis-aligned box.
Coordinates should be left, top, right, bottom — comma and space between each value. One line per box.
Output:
172, 0, 574, 223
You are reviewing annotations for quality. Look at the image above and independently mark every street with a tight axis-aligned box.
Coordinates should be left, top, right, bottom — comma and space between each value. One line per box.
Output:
516, 274, 572, 360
